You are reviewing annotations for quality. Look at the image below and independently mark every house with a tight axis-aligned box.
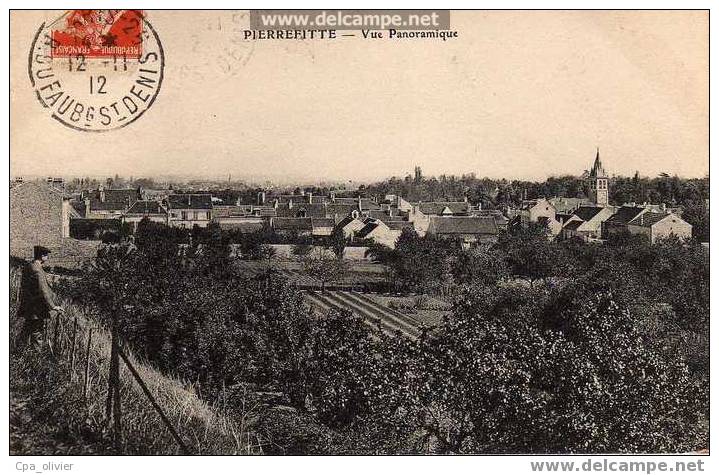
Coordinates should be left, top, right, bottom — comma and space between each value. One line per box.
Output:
213, 217, 266, 233
475, 209, 510, 230
271, 217, 313, 237
560, 205, 616, 241
426, 216, 499, 247
626, 212, 692, 244
514, 198, 563, 236
326, 203, 361, 221
411, 200, 470, 216
549, 197, 590, 214
275, 202, 328, 218
167, 194, 213, 228
335, 215, 366, 239
10, 181, 71, 257
518, 198, 556, 222
81, 187, 142, 218
311, 218, 336, 237
383, 194, 413, 213
122, 200, 168, 231
354, 218, 404, 248
602, 206, 648, 239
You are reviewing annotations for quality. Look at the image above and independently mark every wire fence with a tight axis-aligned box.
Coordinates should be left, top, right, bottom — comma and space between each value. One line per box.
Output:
10, 264, 261, 455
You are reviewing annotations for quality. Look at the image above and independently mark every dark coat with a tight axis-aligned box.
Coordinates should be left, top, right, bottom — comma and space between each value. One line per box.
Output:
17, 261, 56, 321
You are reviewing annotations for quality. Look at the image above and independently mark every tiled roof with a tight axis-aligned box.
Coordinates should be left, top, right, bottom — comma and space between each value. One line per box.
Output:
365, 209, 403, 221
216, 220, 265, 233
333, 197, 358, 205
628, 212, 670, 228
312, 218, 335, 228
563, 220, 584, 231
336, 215, 359, 229
475, 209, 509, 224
605, 206, 646, 225
385, 221, 414, 231
358, 198, 381, 211
355, 222, 381, 239
125, 200, 165, 215
573, 206, 604, 222
413, 201, 469, 215
213, 205, 246, 217
275, 203, 328, 218
272, 217, 313, 231
325, 203, 358, 217
549, 197, 590, 214
520, 199, 554, 212
167, 194, 213, 210
87, 189, 141, 211
427, 216, 498, 235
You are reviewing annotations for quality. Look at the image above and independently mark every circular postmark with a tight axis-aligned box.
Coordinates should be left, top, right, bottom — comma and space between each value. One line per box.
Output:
28, 10, 165, 132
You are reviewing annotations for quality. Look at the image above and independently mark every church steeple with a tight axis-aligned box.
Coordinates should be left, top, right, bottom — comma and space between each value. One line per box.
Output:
588, 148, 609, 206
589, 147, 607, 178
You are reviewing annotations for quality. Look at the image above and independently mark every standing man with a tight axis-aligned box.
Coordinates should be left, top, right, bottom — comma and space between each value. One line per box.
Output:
15, 246, 64, 352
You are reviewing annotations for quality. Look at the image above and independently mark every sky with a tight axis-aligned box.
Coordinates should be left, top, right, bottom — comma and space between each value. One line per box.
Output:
10, 10, 708, 183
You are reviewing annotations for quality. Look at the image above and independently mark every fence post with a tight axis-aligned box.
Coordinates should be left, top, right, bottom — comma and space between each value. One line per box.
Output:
69, 315, 78, 377
116, 345, 192, 455
83, 328, 93, 400
105, 315, 122, 449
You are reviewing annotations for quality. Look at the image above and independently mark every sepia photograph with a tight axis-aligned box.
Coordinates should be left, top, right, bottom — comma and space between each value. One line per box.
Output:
6, 5, 711, 469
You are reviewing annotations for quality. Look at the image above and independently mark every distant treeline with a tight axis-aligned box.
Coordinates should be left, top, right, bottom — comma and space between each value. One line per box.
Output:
358, 171, 709, 209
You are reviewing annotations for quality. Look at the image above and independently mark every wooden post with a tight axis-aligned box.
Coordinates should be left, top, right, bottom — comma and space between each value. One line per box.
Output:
106, 316, 122, 449
82, 328, 93, 400
52, 313, 61, 355
116, 345, 192, 455
69, 315, 78, 377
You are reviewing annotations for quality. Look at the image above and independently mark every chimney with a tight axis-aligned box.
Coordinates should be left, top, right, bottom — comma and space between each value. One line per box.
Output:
308, 192, 313, 204
257, 191, 266, 205
100, 189, 106, 203
187, 195, 191, 206
288, 199, 293, 209
464, 196, 468, 203
330, 191, 336, 202
84, 198, 90, 217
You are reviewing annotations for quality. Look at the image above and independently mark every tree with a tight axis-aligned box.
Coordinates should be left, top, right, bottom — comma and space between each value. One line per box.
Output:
391, 228, 457, 294
366, 282, 706, 453
291, 242, 313, 258
451, 245, 509, 286
496, 222, 558, 287
328, 227, 348, 258
301, 248, 348, 293
682, 199, 709, 242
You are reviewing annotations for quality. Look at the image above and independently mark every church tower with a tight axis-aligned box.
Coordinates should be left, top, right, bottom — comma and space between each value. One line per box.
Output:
588, 148, 609, 206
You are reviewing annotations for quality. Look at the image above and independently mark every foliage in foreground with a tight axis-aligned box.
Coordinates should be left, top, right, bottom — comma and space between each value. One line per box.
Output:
50, 219, 708, 454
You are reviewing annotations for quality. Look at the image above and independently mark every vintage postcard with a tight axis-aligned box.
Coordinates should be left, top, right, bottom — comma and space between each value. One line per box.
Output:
7, 7, 710, 470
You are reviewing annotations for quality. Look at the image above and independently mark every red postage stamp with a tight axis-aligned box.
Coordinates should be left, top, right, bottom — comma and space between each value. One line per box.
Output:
51, 9, 144, 58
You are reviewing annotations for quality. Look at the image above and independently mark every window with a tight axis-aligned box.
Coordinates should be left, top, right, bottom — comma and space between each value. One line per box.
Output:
181, 211, 188, 220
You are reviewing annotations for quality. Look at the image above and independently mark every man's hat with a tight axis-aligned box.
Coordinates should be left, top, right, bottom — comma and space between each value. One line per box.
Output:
33, 245, 51, 260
